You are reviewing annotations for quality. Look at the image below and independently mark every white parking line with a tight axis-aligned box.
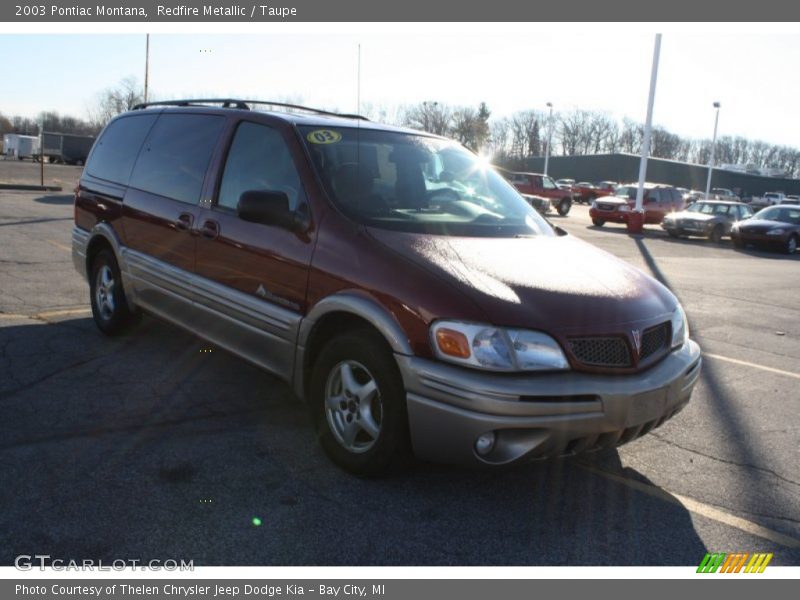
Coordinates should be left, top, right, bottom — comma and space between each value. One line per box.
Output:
0, 307, 90, 322
579, 463, 800, 548
35, 307, 91, 319
704, 352, 800, 381
45, 238, 71, 252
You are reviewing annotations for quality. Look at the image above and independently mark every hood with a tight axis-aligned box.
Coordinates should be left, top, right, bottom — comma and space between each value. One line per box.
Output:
594, 195, 629, 205
366, 228, 677, 335
739, 218, 787, 230
670, 211, 715, 222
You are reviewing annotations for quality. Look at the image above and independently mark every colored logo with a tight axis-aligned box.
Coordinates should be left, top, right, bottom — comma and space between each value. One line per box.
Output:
697, 552, 773, 573
307, 129, 342, 144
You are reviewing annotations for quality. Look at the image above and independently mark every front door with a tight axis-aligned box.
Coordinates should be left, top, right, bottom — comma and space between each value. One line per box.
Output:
193, 119, 316, 377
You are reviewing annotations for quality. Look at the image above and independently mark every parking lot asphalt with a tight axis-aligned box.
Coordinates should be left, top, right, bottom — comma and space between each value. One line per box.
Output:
1, 190, 798, 566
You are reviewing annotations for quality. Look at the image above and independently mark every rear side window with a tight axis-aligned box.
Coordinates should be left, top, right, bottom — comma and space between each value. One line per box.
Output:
86, 114, 157, 185
129, 114, 225, 204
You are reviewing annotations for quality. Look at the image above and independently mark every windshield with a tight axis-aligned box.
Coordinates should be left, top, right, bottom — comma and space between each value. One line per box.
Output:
299, 126, 553, 237
687, 203, 713, 214
615, 186, 637, 200
755, 206, 800, 224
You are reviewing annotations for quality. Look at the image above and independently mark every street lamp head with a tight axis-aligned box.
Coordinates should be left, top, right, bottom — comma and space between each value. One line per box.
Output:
546, 102, 553, 108
713, 101, 720, 109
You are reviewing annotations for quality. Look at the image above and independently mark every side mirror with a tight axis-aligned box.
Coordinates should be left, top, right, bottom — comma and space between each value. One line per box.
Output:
237, 190, 303, 231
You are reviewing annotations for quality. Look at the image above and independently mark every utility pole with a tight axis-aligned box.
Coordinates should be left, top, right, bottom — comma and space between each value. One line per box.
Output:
357, 43, 361, 115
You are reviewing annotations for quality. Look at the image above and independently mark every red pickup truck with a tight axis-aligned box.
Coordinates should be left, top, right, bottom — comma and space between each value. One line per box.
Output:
504, 171, 577, 216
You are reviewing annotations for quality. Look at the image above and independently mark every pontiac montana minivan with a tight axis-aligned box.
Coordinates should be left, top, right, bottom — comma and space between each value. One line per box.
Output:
72, 99, 702, 475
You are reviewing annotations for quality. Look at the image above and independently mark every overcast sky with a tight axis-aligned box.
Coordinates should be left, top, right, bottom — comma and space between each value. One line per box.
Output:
1, 31, 799, 148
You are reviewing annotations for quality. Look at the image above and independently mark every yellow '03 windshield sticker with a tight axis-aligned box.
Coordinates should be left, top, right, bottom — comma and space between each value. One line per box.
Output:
306, 129, 342, 144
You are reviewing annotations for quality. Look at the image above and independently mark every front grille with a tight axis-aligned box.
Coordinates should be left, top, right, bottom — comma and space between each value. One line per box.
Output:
596, 203, 615, 211
569, 337, 631, 368
641, 322, 670, 360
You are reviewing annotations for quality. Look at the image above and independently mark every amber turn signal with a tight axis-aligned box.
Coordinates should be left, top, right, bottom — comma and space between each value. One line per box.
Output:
435, 328, 471, 359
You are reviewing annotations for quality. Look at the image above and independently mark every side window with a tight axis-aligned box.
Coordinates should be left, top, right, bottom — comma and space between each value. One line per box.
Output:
217, 122, 302, 212
647, 189, 661, 203
129, 114, 225, 204
670, 189, 682, 203
86, 114, 157, 185
532, 176, 543, 188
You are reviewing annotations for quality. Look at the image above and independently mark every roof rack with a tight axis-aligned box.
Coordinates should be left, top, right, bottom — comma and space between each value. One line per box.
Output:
131, 98, 369, 120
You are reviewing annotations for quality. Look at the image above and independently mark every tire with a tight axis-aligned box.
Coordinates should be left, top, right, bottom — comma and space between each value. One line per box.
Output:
786, 234, 798, 255
709, 224, 724, 244
667, 230, 679, 238
732, 236, 744, 249
592, 218, 605, 227
557, 198, 571, 216
311, 329, 411, 476
89, 249, 140, 336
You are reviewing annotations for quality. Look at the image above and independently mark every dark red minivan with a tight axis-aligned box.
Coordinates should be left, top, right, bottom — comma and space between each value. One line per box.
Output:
72, 100, 701, 475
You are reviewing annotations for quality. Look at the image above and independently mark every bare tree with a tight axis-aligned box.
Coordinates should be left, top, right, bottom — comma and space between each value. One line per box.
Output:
89, 77, 144, 128
402, 101, 452, 136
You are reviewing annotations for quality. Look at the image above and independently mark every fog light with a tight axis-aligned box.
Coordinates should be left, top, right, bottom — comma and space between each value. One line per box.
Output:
475, 432, 496, 456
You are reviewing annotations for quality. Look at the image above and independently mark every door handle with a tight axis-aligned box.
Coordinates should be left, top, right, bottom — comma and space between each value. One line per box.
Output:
201, 219, 220, 239
175, 212, 194, 231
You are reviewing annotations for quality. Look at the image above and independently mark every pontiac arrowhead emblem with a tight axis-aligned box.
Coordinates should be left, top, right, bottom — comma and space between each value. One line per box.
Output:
255, 284, 267, 298
632, 329, 642, 356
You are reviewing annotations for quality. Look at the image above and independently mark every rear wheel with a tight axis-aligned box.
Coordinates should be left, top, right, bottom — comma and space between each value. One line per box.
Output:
786, 234, 798, 255
709, 224, 724, 244
311, 330, 411, 476
89, 249, 139, 336
592, 218, 605, 227
557, 199, 571, 216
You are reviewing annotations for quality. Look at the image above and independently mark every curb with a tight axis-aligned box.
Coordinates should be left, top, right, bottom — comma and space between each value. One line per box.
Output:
0, 184, 64, 192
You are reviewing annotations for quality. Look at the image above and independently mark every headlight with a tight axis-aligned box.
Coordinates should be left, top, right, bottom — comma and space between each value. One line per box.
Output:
618, 204, 630, 212
430, 321, 570, 372
766, 228, 785, 236
670, 305, 688, 349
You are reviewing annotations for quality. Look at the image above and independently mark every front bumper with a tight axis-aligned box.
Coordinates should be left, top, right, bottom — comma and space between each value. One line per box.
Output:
397, 339, 701, 465
590, 207, 629, 223
662, 221, 714, 236
732, 231, 788, 248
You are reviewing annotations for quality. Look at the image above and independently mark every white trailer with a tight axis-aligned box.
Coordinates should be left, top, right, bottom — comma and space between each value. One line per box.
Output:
2, 134, 40, 160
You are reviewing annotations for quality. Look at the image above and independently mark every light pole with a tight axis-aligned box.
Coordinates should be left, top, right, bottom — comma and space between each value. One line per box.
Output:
704, 102, 721, 200
630, 33, 662, 234
543, 102, 553, 176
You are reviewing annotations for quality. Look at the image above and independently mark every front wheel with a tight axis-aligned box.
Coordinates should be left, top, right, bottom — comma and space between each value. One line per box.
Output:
311, 330, 411, 476
557, 199, 571, 216
592, 218, 605, 227
709, 224, 724, 244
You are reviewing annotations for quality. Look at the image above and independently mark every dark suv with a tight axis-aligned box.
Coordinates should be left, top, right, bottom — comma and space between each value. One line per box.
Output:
73, 99, 701, 475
